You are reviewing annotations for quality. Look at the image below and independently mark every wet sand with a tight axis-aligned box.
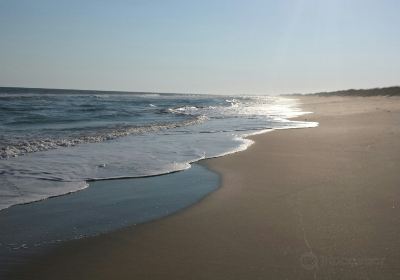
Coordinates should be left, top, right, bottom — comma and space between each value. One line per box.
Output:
8, 96, 400, 279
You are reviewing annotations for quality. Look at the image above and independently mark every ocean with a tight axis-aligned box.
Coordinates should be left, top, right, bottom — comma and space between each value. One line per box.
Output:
0, 87, 317, 211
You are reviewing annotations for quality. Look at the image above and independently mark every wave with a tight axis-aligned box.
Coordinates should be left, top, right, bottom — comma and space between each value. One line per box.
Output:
0, 115, 208, 159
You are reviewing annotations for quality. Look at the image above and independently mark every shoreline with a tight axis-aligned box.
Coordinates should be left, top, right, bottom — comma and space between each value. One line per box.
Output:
0, 96, 311, 213
7, 95, 400, 279
0, 96, 312, 213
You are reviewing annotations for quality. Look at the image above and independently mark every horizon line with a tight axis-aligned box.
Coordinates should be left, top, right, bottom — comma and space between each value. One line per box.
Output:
0, 84, 399, 96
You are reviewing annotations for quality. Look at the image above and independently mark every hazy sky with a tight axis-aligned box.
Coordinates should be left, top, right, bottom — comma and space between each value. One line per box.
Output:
0, 0, 399, 94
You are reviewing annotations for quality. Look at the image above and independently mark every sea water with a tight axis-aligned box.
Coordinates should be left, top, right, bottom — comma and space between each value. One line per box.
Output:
0, 87, 317, 211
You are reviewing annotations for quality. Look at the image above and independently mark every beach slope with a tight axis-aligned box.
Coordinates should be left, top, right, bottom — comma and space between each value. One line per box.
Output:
9, 96, 400, 279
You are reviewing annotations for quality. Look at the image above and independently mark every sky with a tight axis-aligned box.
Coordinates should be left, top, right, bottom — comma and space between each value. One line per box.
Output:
0, 0, 399, 95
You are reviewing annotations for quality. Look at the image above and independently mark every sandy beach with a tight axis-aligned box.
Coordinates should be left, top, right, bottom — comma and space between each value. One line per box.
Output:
8, 96, 400, 279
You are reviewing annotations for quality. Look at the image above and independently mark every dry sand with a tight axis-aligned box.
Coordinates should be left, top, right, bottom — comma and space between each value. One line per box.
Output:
9, 96, 400, 279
